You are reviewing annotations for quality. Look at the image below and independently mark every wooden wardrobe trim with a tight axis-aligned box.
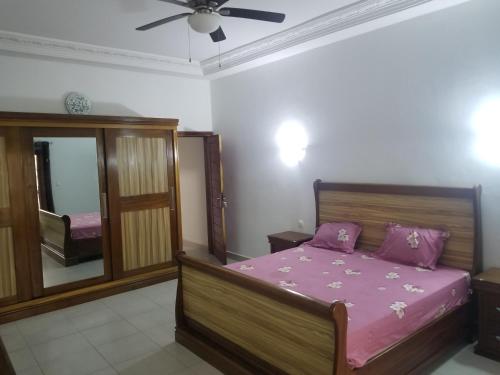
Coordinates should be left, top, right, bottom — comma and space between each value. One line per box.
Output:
105, 128, 179, 278
173, 130, 183, 256
0, 112, 178, 130
178, 131, 214, 137
4, 127, 32, 302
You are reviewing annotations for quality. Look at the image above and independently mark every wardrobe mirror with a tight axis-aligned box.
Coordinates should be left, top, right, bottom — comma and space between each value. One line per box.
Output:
33, 137, 105, 288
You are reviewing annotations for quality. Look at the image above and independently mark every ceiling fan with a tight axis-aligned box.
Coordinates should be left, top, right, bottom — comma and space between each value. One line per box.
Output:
136, 0, 286, 43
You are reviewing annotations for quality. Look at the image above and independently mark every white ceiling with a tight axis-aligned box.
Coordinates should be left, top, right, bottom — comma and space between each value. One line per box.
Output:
0, 0, 359, 61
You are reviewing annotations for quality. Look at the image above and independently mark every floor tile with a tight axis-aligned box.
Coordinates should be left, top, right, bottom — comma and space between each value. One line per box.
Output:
1, 330, 28, 352
162, 302, 176, 317
103, 292, 159, 318
0, 321, 19, 336
126, 306, 174, 331
31, 332, 92, 364
39, 346, 110, 375
187, 361, 223, 375
90, 367, 119, 375
82, 319, 138, 346
18, 312, 78, 346
163, 342, 203, 367
142, 322, 176, 347
96, 332, 160, 365
62, 300, 108, 319
8, 347, 39, 373
69, 305, 121, 331
114, 349, 186, 375
16, 366, 44, 375
431, 345, 500, 374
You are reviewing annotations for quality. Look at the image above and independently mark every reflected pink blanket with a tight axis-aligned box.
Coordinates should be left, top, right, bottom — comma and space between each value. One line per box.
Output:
226, 245, 470, 368
68, 212, 102, 240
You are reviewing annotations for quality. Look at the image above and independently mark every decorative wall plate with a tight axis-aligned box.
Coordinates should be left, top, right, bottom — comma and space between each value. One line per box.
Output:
65, 92, 92, 115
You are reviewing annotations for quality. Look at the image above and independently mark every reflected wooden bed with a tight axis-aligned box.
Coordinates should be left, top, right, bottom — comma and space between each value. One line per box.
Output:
39, 209, 102, 266
175, 181, 482, 375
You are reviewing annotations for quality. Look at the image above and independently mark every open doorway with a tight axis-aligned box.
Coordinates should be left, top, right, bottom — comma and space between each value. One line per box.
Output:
178, 132, 227, 265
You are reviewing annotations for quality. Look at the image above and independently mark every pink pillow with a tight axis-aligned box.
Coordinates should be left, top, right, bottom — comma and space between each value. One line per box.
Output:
306, 222, 362, 253
376, 223, 450, 270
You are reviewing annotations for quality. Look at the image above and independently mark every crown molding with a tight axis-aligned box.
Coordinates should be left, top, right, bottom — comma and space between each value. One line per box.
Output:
0, 0, 467, 79
0, 30, 203, 77
201, 0, 435, 75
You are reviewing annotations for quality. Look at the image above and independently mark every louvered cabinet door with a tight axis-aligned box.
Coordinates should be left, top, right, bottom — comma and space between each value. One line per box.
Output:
0, 128, 30, 305
106, 129, 179, 277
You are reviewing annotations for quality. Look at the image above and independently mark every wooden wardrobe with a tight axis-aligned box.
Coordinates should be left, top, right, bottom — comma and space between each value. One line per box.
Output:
0, 112, 182, 323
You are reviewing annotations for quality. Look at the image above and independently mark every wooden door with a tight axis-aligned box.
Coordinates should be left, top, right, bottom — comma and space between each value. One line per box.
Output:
106, 129, 179, 278
205, 135, 227, 264
0, 128, 31, 306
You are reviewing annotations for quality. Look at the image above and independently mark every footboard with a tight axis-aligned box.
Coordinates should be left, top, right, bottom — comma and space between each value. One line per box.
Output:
175, 254, 350, 375
39, 209, 76, 266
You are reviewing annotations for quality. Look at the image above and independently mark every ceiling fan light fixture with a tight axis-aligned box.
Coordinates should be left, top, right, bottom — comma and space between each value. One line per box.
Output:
188, 12, 221, 34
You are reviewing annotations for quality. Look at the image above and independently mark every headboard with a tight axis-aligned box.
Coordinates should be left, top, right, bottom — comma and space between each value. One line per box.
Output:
314, 180, 482, 275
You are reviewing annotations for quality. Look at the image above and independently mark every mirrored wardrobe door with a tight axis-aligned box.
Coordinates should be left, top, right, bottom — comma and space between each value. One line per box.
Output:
23, 128, 112, 295
105, 129, 179, 278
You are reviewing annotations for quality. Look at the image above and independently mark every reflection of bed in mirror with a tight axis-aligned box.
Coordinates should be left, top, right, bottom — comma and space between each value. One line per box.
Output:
39, 209, 102, 266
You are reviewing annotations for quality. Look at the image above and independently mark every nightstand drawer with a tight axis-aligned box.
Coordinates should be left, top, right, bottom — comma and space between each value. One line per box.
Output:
483, 294, 500, 323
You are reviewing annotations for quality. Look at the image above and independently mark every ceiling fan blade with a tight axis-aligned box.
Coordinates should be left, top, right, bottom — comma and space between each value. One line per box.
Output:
210, 26, 226, 42
219, 8, 285, 23
157, 0, 192, 8
136, 13, 191, 31
213, 0, 230, 9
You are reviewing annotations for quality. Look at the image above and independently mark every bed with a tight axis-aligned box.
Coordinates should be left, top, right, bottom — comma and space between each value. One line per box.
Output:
175, 180, 482, 375
39, 209, 102, 266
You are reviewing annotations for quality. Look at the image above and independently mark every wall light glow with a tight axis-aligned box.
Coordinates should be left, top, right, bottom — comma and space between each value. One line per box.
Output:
276, 121, 309, 167
472, 98, 500, 167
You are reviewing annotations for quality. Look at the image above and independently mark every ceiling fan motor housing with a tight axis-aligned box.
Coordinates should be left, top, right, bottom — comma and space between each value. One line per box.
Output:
188, 9, 221, 34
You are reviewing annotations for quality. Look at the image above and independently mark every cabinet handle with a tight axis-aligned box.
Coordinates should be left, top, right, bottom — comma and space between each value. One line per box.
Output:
170, 187, 175, 211
496, 307, 500, 313
101, 193, 108, 219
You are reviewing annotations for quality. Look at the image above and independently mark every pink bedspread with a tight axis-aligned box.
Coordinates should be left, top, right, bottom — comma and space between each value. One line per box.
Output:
226, 245, 471, 368
68, 212, 102, 240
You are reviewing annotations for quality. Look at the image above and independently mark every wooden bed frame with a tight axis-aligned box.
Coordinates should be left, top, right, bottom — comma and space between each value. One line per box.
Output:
39, 209, 102, 266
175, 180, 482, 375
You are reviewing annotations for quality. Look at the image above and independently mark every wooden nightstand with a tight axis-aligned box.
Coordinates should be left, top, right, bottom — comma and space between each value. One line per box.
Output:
473, 267, 500, 362
267, 231, 313, 253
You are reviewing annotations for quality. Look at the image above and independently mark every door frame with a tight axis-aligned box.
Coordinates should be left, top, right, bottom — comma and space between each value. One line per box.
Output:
177, 131, 226, 260
21, 127, 113, 297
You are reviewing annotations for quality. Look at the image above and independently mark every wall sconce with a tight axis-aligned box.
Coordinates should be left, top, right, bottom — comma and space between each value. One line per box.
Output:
473, 98, 500, 167
276, 121, 308, 167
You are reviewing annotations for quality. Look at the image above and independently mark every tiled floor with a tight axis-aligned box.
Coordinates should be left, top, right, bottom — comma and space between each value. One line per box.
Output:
0, 279, 222, 375
2, 250, 499, 374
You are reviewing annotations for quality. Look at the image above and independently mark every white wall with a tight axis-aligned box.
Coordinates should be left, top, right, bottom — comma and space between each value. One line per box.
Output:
211, 0, 500, 269
35, 137, 100, 215
178, 137, 208, 246
0, 54, 212, 131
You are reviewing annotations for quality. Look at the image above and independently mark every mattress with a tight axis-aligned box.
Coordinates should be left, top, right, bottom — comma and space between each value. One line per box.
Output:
68, 212, 102, 240
226, 245, 471, 368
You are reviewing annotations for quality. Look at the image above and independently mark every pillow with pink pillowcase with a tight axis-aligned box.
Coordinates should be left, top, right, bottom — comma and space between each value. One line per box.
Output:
375, 223, 450, 270
306, 222, 362, 253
